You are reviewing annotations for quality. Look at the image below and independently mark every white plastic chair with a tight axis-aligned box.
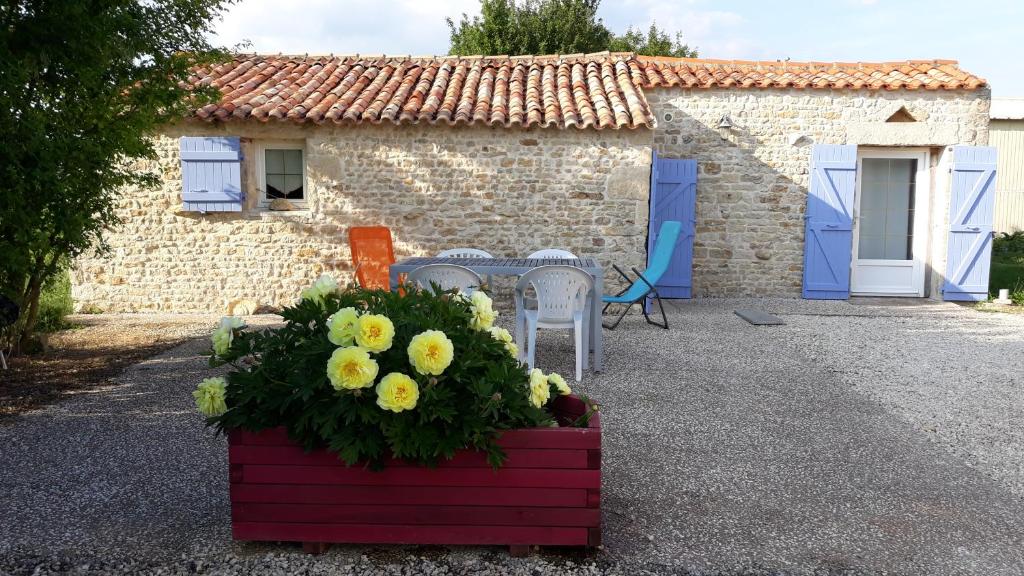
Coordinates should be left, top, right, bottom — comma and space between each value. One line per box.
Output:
438, 248, 494, 288
438, 248, 494, 259
526, 248, 577, 260
522, 249, 579, 311
515, 265, 594, 382
408, 264, 483, 295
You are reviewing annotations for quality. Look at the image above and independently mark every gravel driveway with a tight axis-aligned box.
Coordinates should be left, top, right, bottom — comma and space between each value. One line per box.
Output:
2, 299, 1023, 575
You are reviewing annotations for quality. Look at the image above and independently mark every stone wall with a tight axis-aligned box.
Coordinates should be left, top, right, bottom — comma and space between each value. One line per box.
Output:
72, 122, 653, 313
647, 87, 991, 297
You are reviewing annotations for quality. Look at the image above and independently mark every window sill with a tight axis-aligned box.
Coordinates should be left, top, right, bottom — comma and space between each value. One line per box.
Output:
254, 208, 314, 221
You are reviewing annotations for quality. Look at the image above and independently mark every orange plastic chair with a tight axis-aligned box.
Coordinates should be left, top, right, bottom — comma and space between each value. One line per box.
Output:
349, 226, 396, 290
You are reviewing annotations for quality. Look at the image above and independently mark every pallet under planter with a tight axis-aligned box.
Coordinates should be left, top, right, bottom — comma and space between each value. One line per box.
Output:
228, 395, 601, 555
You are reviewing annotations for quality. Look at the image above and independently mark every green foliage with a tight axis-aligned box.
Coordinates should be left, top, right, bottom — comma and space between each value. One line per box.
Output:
209, 286, 565, 469
990, 231, 1024, 301
993, 231, 1024, 256
608, 23, 696, 58
0, 0, 234, 347
36, 270, 74, 333
447, 0, 695, 57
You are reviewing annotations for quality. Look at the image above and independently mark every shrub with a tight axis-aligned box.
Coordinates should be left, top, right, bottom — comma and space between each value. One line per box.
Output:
36, 270, 74, 333
198, 276, 576, 468
993, 231, 1024, 256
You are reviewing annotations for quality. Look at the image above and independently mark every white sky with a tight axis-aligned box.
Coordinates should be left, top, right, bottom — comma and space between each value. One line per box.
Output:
210, 0, 1022, 96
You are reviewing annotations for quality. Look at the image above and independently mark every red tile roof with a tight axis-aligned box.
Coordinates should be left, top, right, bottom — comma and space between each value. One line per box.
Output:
632, 56, 986, 91
191, 53, 987, 130
192, 52, 653, 130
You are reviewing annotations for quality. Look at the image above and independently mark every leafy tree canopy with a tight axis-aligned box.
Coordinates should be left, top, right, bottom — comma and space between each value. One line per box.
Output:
447, 0, 696, 58
0, 0, 234, 347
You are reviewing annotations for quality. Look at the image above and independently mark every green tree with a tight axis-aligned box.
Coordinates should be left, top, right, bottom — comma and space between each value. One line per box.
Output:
448, 0, 696, 58
0, 0, 233, 348
609, 23, 696, 58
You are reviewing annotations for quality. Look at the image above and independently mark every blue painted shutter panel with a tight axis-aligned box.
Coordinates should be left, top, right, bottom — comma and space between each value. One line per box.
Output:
180, 136, 243, 212
648, 152, 697, 298
802, 144, 857, 299
943, 146, 997, 301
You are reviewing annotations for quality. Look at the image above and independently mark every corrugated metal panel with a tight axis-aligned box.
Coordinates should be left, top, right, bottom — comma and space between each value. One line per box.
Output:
990, 120, 1024, 232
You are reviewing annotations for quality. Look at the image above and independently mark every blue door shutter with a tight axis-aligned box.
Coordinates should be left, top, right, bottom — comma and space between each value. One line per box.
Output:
943, 146, 997, 301
802, 144, 857, 299
647, 151, 697, 298
180, 136, 243, 212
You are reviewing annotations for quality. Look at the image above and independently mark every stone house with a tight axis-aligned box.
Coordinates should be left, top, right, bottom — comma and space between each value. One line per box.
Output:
72, 52, 992, 313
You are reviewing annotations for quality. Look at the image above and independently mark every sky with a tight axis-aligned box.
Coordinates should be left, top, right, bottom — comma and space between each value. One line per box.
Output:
210, 0, 1023, 97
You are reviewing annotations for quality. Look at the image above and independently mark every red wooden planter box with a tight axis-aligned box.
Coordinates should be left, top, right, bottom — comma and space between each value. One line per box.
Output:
228, 395, 601, 553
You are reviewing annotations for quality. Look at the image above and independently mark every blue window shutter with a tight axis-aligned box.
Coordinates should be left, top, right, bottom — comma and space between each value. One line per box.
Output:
802, 144, 857, 299
180, 136, 243, 212
647, 152, 696, 298
943, 146, 997, 301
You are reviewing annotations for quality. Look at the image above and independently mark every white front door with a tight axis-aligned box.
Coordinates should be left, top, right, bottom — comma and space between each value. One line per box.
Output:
851, 149, 930, 297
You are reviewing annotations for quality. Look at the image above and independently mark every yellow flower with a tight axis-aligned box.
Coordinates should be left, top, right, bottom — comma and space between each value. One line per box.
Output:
219, 316, 245, 330
301, 273, 339, 303
326, 346, 379, 390
211, 326, 233, 356
193, 377, 227, 416
327, 307, 360, 346
407, 330, 455, 376
469, 291, 497, 331
489, 326, 518, 358
488, 326, 512, 343
548, 372, 571, 396
211, 316, 244, 356
375, 372, 420, 412
355, 314, 395, 353
528, 368, 550, 408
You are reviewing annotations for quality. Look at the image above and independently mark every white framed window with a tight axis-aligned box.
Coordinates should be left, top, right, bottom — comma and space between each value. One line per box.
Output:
255, 140, 307, 207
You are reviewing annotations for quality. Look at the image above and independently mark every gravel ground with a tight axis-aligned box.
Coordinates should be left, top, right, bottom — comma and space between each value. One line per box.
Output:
2, 314, 280, 419
1, 299, 1023, 575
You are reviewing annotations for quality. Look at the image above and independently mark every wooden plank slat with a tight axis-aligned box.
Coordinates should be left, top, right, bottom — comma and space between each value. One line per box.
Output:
496, 427, 600, 449
229, 445, 590, 469
231, 503, 600, 527
232, 522, 589, 546
238, 465, 600, 488
230, 484, 589, 507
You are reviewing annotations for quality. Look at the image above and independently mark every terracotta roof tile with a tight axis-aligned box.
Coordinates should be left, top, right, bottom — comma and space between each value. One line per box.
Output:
633, 56, 986, 91
192, 53, 987, 130
194, 52, 654, 130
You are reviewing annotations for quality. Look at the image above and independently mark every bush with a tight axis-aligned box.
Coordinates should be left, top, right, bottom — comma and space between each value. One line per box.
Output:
36, 270, 74, 333
993, 231, 1024, 256
199, 277, 578, 469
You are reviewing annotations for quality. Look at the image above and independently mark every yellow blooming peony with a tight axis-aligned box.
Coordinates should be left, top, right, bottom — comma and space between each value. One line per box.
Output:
488, 326, 518, 358
469, 291, 497, 331
528, 368, 551, 408
326, 346, 379, 390
355, 314, 395, 353
407, 330, 455, 375
211, 316, 245, 356
193, 377, 228, 416
375, 372, 420, 412
327, 307, 360, 346
548, 372, 571, 396
300, 274, 339, 303
211, 326, 233, 356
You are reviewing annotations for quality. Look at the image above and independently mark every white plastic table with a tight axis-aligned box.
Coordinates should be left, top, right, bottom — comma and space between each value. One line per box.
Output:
389, 256, 604, 372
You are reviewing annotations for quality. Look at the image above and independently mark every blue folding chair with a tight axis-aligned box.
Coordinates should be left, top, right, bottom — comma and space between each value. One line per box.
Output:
602, 220, 682, 330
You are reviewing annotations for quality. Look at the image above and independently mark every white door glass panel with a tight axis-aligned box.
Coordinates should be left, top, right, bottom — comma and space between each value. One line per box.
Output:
857, 158, 916, 261
851, 150, 928, 297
